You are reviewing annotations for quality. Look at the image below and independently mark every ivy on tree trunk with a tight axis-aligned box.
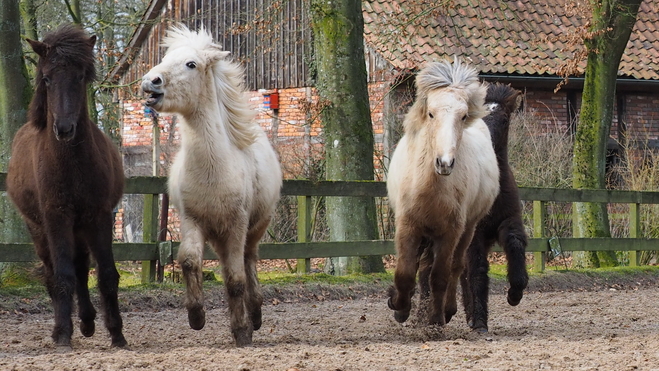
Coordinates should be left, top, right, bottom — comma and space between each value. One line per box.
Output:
572, 0, 642, 267
310, 0, 384, 275
0, 0, 33, 282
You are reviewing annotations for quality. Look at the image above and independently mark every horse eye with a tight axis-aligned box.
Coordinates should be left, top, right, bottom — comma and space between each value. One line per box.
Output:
461, 114, 468, 121
42, 76, 51, 86
186, 61, 197, 69
428, 112, 434, 119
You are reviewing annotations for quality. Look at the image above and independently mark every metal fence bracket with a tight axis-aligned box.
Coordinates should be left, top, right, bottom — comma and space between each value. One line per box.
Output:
158, 241, 173, 266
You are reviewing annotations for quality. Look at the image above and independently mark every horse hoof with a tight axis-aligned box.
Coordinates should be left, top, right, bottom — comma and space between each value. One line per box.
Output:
387, 296, 397, 310
444, 308, 457, 324
507, 290, 524, 306
111, 336, 128, 348
472, 326, 488, 334
53, 335, 72, 352
233, 328, 253, 347
251, 308, 263, 331
80, 320, 95, 337
393, 310, 410, 323
429, 312, 446, 326
188, 307, 206, 330
55, 344, 73, 353
471, 319, 488, 333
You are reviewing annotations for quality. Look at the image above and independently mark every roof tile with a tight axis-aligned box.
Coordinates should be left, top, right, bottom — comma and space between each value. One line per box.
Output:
364, 0, 659, 80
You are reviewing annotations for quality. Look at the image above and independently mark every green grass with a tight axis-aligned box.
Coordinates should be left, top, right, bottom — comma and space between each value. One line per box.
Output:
2, 264, 658, 297
540, 264, 659, 276
259, 271, 393, 286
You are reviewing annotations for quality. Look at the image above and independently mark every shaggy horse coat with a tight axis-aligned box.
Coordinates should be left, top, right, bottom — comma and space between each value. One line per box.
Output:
141, 25, 282, 347
461, 83, 529, 333
387, 59, 500, 326
6, 25, 126, 349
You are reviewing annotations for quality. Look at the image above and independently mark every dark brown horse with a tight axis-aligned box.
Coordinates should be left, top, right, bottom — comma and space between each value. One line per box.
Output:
460, 83, 529, 333
6, 25, 126, 350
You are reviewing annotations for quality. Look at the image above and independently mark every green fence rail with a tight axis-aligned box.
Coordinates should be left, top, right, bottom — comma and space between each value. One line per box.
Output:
1, 173, 658, 281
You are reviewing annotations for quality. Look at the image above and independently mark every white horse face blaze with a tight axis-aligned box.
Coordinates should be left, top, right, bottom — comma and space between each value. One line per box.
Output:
426, 89, 469, 175
141, 47, 209, 115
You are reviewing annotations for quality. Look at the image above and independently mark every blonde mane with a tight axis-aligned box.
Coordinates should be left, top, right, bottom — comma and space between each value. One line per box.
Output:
404, 58, 487, 134
162, 25, 258, 149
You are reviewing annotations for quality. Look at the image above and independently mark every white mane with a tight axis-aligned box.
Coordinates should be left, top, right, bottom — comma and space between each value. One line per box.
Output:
163, 25, 258, 149
404, 58, 488, 134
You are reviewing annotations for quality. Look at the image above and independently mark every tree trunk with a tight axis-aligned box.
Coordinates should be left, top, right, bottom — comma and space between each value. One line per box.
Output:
0, 0, 33, 281
310, 0, 384, 274
20, 0, 37, 40
64, 0, 82, 24
572, 0, 642, 268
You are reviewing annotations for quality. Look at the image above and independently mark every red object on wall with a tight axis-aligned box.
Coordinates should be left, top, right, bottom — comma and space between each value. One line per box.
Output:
263, 91, 279, 110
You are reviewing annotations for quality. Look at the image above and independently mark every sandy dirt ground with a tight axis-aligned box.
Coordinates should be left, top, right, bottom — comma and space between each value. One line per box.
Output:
1, 275, 659, 371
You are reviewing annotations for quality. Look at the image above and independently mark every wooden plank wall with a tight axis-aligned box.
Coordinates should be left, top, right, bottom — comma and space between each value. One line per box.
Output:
121, 0, 311, 94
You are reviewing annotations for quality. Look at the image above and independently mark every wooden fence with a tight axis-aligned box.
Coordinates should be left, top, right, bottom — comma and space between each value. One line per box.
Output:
1, 173, 658, 282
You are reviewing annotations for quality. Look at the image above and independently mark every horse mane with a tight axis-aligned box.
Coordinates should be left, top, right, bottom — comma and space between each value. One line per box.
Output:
404, 58, 487, 134
162, 25, 258, 149
28, 24, 96, 130
483, 83, 522, 157
484, 83, 521, 116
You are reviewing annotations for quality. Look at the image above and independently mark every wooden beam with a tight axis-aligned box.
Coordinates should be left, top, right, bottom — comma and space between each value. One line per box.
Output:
102, 0, 168, 87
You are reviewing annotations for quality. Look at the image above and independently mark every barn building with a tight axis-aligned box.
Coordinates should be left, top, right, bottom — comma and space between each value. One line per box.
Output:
109, 0, 659, 240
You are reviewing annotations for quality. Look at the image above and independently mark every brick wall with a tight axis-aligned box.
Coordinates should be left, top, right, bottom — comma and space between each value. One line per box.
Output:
624, 94, 659, 142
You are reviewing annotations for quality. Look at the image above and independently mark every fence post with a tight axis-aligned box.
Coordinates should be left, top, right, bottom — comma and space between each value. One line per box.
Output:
533, 200, 547, 273
141, 193, 159, 283
629, 203, 641, 267
296, 195, 312, 274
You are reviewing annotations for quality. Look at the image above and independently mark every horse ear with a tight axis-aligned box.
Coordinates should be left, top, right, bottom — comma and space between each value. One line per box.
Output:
512, 89, 523, 112
208, 45, 231, 62
87, 35, 97, 48
27, 39, 48, 58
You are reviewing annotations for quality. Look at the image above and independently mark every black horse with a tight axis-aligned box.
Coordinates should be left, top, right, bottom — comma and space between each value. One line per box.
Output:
6, 25, 126, 350
460, 83, 529, 333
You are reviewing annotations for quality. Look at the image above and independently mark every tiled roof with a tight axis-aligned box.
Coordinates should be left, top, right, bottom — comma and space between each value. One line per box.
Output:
363, 0, 659, 80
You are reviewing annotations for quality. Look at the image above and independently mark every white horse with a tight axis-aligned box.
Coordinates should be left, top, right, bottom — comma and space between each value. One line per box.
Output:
141, 25, 282, 347
386, 59, 500, 326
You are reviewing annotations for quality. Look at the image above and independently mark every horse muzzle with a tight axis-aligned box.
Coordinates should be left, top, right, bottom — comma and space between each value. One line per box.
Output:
435, 157, 455, 176
53, 120, 76, 142
141, 79, 164, 108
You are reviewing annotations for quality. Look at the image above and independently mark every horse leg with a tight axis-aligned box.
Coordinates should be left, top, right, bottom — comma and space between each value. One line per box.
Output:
86, 212, 127, 347
30, 223, 70, 347
214, 225, 252, 347
244, 219, 270, 332
416, 239, 433, 321
444, 225, 477, 325
499, 218, 528, 306
73, 242, 96, 338
177, 216, 206, 331
461, 234, 481, 328
427, 231, 461, 326
417, 238, 433, 300
388, 222, 421, 323
465, 234, 491, 333
43, 217, 76, 348
459, 268, 473, 326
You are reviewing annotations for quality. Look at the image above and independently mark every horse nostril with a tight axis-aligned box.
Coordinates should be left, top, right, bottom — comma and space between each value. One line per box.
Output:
152, 76, 162, 86
449, 158, 455, 168
435, 157, 441, 169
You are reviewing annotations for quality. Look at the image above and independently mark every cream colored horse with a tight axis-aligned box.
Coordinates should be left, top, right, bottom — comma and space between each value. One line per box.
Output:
387, 59, 500, 326
141, 25, 282, 347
